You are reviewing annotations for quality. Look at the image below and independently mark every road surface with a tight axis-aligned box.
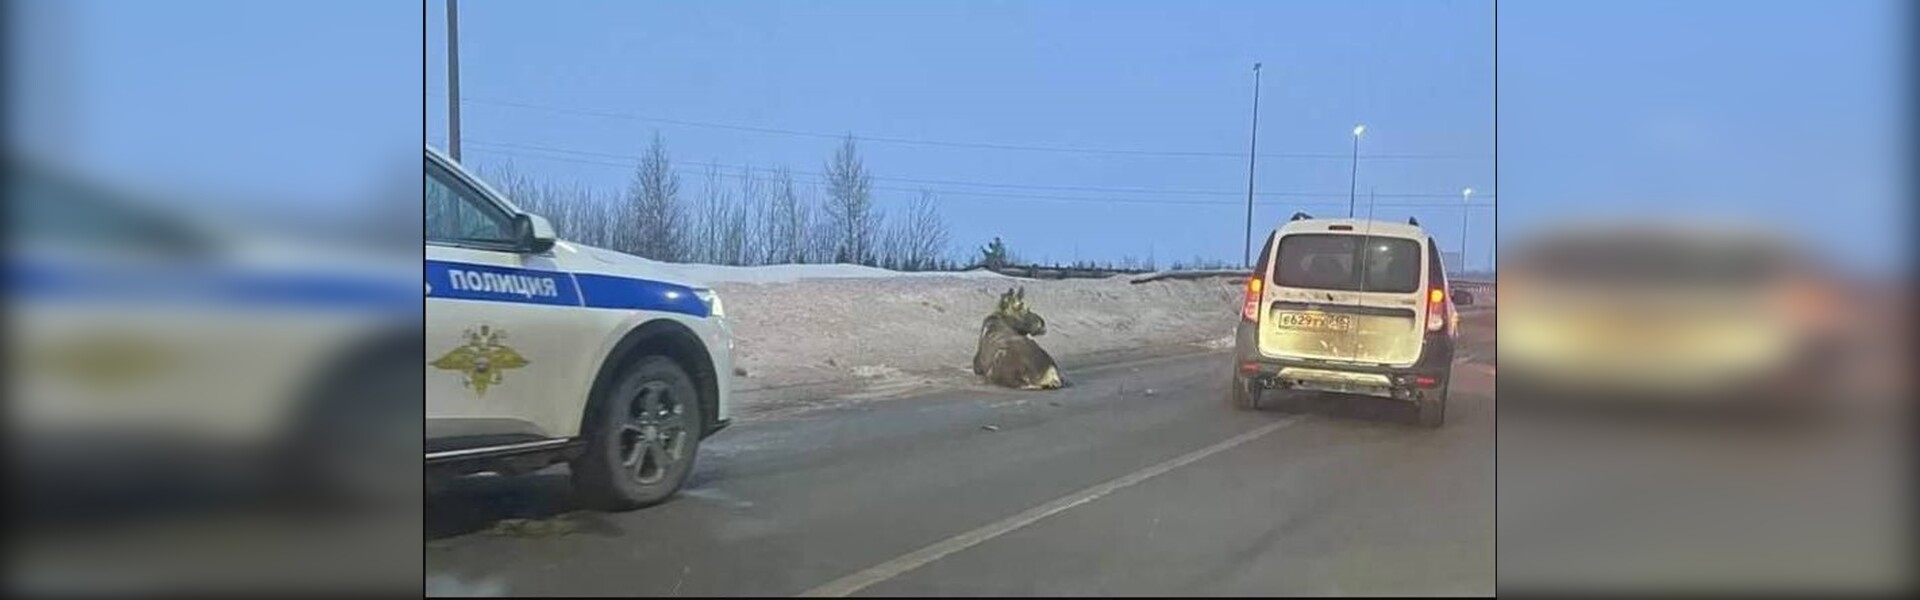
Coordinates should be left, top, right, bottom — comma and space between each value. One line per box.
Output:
425, 313, 1499, 596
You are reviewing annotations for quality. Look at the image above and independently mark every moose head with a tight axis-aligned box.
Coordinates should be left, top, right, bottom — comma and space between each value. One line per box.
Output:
993, 286, 1048, 336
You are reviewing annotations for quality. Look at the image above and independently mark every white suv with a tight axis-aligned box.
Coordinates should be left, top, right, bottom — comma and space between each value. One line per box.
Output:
1230, 213, 1470, 428
425, 146, 734, 510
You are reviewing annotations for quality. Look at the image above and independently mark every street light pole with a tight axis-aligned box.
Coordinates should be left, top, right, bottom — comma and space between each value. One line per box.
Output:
1243, 62, 1263, 268
1348, 124, 1365, 217
1460, 188, 1473, 273
447, 0, 462, 161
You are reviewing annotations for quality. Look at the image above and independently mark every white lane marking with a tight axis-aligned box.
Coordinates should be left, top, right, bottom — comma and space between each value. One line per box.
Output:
798, 417, 1305, 597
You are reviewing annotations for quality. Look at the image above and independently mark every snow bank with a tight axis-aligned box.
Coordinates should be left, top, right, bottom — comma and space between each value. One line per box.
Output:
711, 274, 1242, 396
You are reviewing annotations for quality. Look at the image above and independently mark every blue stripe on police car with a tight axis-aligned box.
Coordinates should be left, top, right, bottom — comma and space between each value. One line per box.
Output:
425, 260, 580, 307
425, 260, 710, 318
572, 272, 709, 317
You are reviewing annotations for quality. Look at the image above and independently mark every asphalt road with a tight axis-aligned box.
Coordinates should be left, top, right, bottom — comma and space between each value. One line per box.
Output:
426, 315, 1499, 596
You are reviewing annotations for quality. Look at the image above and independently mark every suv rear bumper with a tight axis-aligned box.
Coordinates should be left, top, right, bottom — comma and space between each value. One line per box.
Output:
1231, 322, 1454, 400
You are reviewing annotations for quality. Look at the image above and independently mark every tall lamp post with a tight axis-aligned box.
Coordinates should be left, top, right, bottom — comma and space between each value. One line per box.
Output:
1347, 123, 1365, 217
1459, 187, 1473, 273
1242, 62, 1262, 268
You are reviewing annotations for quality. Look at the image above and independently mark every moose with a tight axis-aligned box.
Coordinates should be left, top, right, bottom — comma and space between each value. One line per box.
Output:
973, 287, 1064, 390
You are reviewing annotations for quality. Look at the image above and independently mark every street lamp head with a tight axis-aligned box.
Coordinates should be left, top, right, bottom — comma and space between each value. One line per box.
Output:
1253, 62, 1262, 71
1352, 124, 1366, 137
1463, 187, 1473, 198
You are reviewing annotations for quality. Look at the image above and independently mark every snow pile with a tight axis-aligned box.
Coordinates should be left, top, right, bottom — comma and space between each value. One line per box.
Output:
711, 274, 1242, 393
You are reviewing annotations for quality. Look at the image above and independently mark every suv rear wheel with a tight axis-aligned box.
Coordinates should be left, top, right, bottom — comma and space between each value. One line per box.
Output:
1415, 384, 1449, 428
1228, 373, 1261, 411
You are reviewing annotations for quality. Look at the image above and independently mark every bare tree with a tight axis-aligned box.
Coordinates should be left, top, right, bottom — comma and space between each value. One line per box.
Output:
457, 135, 956, 271
478, 161, 616, 250
886, 190, 949, 271
729, 167, 764, 265
823, 134, 876, 265
761, 168, 804, 264
690, 166, 728, 263
804, 183, 839, 265
629, 131, 685, 260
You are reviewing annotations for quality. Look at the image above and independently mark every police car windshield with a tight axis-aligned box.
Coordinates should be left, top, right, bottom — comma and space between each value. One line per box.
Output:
8, 165, 212, 257
1272, 234, 1421, 294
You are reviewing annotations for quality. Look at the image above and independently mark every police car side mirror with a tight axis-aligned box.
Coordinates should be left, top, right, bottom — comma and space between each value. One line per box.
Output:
1454, 290, 1474, 306
514, 213, 557, 254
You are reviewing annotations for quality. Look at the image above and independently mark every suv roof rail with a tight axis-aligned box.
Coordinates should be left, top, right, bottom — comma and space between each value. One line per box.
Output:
1290, 212, 1313, 222
1407, 217, 1421, 227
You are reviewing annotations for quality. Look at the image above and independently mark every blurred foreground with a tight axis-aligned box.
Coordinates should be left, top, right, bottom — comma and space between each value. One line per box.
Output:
5, 0, 424, 592
1497, 222, 1911, 592
5, 155, 424, 594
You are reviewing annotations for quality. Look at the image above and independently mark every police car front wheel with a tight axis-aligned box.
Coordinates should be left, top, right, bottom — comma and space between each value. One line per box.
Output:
573, 356, 703, 511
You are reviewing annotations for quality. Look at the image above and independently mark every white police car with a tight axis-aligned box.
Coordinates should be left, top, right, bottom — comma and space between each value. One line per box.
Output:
426, 146, 733, 510
9, 154, 422, 510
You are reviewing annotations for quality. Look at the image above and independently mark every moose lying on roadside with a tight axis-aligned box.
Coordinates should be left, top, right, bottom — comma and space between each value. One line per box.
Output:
973, 287, 1064, 390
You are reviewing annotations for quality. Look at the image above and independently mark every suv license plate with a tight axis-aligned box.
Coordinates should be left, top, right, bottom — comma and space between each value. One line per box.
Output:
1274, 311, 1353, 332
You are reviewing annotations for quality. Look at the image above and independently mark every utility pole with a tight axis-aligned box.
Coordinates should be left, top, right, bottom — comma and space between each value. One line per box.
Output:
1348, 124, 1365, 217
1460, 188, 1473, 273
1242, 62, 1262, 268
446, 0, 462, 161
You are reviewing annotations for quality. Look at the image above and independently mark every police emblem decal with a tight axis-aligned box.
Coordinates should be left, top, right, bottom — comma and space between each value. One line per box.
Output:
430, 324, 529, 397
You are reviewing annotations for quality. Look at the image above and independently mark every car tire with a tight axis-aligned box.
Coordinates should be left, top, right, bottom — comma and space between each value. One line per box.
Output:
1229, 374, 1261, 411
1415, 383, 1449, 429
572, 356, 704, 511
282, 341, 423, 511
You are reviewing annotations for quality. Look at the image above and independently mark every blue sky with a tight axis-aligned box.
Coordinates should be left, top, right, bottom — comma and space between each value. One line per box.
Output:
23, 1, 1896, 273
14, 0, 422, 223
1497, 0, 1906, 273
425, 0, 1496, 268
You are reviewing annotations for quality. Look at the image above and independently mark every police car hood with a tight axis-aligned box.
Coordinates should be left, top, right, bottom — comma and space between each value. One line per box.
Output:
561, 241, 713, 291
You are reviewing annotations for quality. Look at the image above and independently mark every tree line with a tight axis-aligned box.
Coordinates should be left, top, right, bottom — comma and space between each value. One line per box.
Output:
475, 131, 1241, 274
478, 132, 960, 271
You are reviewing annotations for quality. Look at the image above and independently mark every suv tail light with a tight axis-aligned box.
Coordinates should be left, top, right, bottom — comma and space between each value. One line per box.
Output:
1242, 276, 1263, 322
1425, 287, 1447, 332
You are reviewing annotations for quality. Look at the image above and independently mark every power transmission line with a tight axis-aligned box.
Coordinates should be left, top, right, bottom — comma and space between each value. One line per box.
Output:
463, 145, 1497, 209
465, 139, 1497, 201
430, 94, 1492, 161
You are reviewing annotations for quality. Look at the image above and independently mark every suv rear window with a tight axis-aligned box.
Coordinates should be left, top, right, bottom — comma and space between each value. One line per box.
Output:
1271, 233, 1422, 293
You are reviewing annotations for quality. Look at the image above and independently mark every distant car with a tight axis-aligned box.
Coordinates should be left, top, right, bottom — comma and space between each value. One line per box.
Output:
425, 146, 734, 510
1499, 223, 1839, 410
1229, 213, 1468, 428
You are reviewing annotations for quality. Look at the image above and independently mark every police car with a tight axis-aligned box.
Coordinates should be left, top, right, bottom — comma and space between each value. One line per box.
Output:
426, 146, 733, 510
9, 154, 422, 510
1231, 213, 1469, 428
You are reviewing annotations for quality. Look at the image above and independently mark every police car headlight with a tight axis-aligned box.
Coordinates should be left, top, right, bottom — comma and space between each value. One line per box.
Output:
694, 289, 724, 317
